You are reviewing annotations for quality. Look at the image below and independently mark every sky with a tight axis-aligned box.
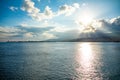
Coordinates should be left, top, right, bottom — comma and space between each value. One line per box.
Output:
0, 0, 120, 41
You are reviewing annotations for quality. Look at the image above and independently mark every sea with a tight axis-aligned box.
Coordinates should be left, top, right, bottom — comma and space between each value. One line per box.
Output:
0, 42, 120, 80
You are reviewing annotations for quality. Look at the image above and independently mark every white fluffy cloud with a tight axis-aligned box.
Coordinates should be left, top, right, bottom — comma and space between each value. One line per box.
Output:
44, 6, 53, 18
21, 0, 40, 13
9, 6, 18, 11
58, 3, 80, 16
21, 0, 80, 21
21, 0, 54, 21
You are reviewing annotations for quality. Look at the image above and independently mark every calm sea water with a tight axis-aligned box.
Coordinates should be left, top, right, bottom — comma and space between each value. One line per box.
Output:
0, 42, 120, 80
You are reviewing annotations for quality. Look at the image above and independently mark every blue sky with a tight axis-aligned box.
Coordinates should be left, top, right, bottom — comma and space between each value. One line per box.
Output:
0, 0, 120, 41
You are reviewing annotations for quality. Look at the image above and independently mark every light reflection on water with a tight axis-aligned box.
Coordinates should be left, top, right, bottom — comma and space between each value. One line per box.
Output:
75, 43, 102, 80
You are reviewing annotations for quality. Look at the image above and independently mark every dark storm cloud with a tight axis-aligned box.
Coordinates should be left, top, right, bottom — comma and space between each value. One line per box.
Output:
98, 16, 120, 32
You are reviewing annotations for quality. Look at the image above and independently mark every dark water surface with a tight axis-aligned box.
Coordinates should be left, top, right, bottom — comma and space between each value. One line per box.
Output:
0, 42, 120, 80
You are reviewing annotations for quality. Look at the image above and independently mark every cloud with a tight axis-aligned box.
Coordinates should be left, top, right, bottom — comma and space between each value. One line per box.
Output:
44, 6, 53, 18
1, 16, 120, 42
18, 24, 54, 32
21, 0, 80, 21
51, 29, 80, 40
0, 26, 25, 33
82, 3, 87, 7
21, 0, 54, 21
110, 16, 120, 26
49, 26, 69, 32
99, 16, 120, 33
0, 25, 57, 41
24, 32, 34, 38
0, 26, 26, 40
9, 6, 18, 11
58, 3, 80, 16
21, 0, 40, 13
75, 16, 120, 34
19, 20, 57, 28
98, 17, 120, 32
42, 32, 57, 39
73, 3, 80, 8
20, 23, 28, 27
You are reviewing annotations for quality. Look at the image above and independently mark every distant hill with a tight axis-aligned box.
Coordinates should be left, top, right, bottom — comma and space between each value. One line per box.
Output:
46, 30, 120, 42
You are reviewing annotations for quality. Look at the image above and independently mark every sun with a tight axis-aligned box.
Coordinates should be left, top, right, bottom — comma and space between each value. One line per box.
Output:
76, 10, 96, 32
78, 13, 94, 26
75, 9, 95, 26
77, 14, 95, 32
79, 15, 93, 26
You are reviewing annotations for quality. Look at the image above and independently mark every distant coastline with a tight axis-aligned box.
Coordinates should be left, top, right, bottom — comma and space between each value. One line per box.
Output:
5, 39, 120, 43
